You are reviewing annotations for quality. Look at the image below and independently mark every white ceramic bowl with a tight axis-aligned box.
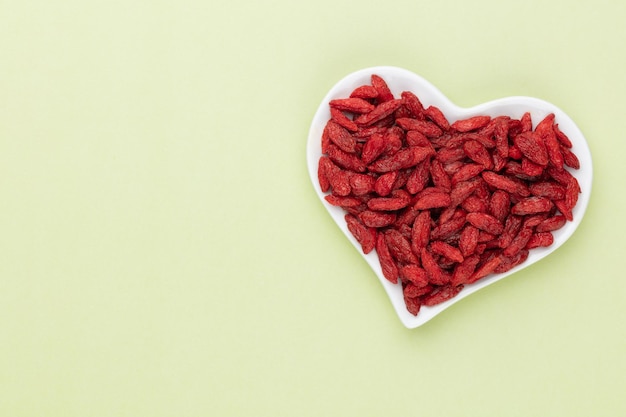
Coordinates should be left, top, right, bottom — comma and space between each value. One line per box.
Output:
307, 66, 593, 328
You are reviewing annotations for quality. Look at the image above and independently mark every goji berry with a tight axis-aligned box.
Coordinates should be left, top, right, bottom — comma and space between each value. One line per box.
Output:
411, 210, 431, 257
514, 131, 549, 166
424, 105, 450, 130
403, 294, 422, 315
451, 163, 485, 185
385, 229, 419, 265
450, 178, 482, 207
421, 248, 452, 285
525, 232, 554, 249
400, 264, 429, 287
450, 115, 491, 132
421, 284, 463, 306
430, 159, 452, 191
467, 255, 502, 284
459, 225, 480, 257
367, 189, 411, 211
451, 254, 480, 286
349, 173, 376, 196
511, 196, 554, 215
489, 190, 510, 222
396, 117, 443, 138
329, 97, 375, 113
350, 84, 379, 99
330, 107, 359, 132
412, 190, 452, 210
368, 146, 434, 173
466, 212, 504, 235
359, 210, 397, 228
535, 215, 567, 233
355, 99, 404, 126
374, 171, 398, 196
400, 90, 425, 119
376, 232, 398, 284
430, 241, 464, 263
345, 213, 377, 254
371, 74, 395, 102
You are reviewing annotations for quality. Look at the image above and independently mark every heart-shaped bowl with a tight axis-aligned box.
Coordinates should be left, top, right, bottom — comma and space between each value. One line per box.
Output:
307, 66, 592, 328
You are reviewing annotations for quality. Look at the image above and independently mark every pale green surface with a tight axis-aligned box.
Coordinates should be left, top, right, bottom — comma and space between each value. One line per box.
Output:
0, 0, 624, 415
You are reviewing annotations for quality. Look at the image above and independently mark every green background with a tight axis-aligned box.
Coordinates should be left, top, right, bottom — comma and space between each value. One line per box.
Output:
1, 0, 624, 416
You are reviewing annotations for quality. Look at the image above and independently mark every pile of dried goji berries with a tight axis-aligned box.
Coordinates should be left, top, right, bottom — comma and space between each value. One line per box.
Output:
317, 74, 581, 316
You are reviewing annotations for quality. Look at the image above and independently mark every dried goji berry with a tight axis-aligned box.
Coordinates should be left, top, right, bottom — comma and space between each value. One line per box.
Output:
345, 214, 377, 254
459, 225, 480, 257
326, 164, 351, 196
386, 229, 419, 265
520, 112, 533, 132
467, 255, 502, 284
367, 189, 412, 211
430, 215, 466, 241
482, 171, 530, 197
461, 195, 489, 214
543, 126, 564, 170
424, 105, 450, 130
511, 196, 554, 215
371, 74, 395, 102
325, 194, 362, 208
374, 170, 398, 196
489, 190, 510, 223
368, 146, 434, 173
412, 190, 452, 210
403, 294, 422, 315
421, 284, 463, 306
411, 210, 431, 257
466, 212, 504, 235
437, 146, 467, 165
421, 248, 452, 285
430, 159, 452, 191
502, 227, 533, 257
325, 120, 357, 153
451, 254, 480, 286
553, 123, 573, 148
375, 232, 398, 284
430, 240, 464, 263
400, 90, 425, 119
355, 99, 404, 126
405, 160, 431, 194
521, 157, 545, 177
327, 144, 366, 173
359, 210, 397, 228
330, 107, 358, 132
396, 117, 443, 138
529, 182, 566, 200
400, 264, 429, 287
514, 131, 549, 166
318, 156, 332, 193
361, 133, 386, 165
450, 178, 482, 207
494, 250, 528, 274
350, 84, 379, 99
451, 115, 491, 132
561, 145, 580, 169
451, 163, 485, 185
349, 173, 376, 196
525, 232, 554, 249
383, 126, 404, 155
329, 97, 375, 113
535, 215, 567, 233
